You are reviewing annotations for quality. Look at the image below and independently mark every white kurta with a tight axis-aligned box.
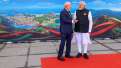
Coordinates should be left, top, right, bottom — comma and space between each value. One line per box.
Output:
72, 11, 93, 53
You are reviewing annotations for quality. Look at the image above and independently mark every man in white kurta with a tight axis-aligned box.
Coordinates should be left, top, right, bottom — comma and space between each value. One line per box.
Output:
73, 1, 93, 59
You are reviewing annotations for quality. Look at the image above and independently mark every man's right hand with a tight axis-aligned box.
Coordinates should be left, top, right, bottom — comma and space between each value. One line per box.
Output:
74, 20, 78, 23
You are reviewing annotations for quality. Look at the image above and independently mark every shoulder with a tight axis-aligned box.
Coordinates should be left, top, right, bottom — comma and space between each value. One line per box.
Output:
61, 9, 66, 13
76, 9, 79, 11
85, 9, 89, 12
75, 9, 80, 14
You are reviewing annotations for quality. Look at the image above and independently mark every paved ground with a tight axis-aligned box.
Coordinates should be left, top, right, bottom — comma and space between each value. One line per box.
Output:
0, 39, 121, 68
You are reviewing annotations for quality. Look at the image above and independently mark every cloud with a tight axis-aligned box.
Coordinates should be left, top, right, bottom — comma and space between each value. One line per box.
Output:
1, 0, 121, 11
87, 0, 121, 11
110, 8, 121, 11
22, 2, 62, 9
72, 1, 80, 4
3, 0, 8, 2
0, 1, 63, 10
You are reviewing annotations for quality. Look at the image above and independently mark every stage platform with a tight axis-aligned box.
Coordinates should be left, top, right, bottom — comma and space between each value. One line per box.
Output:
0, 39, 121, 68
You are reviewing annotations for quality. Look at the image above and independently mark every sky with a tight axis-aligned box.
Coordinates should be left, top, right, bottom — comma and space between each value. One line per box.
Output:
0, 0, 121, 11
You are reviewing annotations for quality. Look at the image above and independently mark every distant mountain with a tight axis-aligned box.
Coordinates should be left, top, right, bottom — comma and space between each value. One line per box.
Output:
0, 8, 62, 16
90, 9, 121, 20
0, 9, 121, 20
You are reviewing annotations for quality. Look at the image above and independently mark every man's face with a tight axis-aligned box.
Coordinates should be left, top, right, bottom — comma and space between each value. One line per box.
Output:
79, 4, 85, 9
66, 4, 71, 10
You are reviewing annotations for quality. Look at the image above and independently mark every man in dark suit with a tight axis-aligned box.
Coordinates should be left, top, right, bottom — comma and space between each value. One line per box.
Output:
57, 2, 73, 61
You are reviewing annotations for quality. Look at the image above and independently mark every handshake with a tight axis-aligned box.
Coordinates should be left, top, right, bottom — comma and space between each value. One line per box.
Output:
73, 20, 78, 23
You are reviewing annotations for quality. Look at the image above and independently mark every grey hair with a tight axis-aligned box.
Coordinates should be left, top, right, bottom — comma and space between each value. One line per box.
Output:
64, 1, 71, 6
79, 1, 86, 5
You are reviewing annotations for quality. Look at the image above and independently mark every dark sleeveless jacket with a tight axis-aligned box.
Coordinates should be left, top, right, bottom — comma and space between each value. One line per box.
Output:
74, 9, 89, 33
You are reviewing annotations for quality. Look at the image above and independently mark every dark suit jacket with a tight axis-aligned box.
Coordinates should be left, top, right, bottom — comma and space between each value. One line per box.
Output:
60, 9, 73, 33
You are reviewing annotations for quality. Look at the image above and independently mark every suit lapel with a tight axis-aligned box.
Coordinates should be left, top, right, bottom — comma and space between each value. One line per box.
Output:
68, 11, 72, 17
64, 9, 72, 18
